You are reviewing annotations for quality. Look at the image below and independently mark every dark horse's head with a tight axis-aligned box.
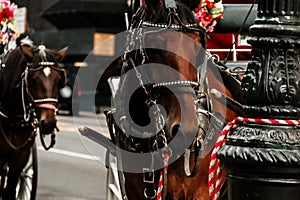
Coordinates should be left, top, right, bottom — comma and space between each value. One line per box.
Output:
23, 43, 68, 135
0, 38, 67, 136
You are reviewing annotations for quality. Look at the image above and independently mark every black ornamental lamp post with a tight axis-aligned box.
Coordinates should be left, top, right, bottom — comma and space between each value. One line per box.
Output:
217, 0, 300, 199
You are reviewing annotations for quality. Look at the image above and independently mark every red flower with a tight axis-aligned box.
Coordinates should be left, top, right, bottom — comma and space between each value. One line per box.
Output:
3, 8, 15, 20
194, 0, 223, 33
204, 0, 215, 7
195, 8, 213, 28
1, 0, 17, 21
215, 12, 223, 20
0, 11, 4, 22
206, 2, 215, 9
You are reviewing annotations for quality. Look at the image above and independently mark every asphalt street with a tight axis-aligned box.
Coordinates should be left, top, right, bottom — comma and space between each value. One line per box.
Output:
36, 112, 109, 200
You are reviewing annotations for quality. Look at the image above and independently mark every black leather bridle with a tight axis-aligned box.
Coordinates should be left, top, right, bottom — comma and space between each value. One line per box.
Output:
107, 0, 220, 199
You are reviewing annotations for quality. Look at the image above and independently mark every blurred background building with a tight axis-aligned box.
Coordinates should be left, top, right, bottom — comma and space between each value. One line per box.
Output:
11, 0, 256, 114
12, 0, 130, 114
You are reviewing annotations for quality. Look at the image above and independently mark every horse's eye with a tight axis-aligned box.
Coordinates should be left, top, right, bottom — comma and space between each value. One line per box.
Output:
27, 72, 37, 82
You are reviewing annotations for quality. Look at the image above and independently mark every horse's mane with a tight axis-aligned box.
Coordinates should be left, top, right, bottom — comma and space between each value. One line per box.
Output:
146, 2, 198, 24
218, 66, 244, 103
0, 46, 27, 101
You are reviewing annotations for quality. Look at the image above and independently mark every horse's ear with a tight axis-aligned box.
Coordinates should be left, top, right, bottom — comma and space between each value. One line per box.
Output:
20, 45, 34, 60
145, 0, 163, 14
55, 47, 68, 62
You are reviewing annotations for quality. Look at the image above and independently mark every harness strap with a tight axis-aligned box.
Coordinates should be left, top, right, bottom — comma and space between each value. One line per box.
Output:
0, 110, 8, 119
142, 21, 198, 30
39, 131, 56, 151
0, 120, 37, 151
183, 134, 203, 177
35, 103, 57, 111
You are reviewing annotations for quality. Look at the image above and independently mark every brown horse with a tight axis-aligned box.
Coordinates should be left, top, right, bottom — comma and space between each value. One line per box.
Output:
104, 0, 243, 199
0, 38, 67, 199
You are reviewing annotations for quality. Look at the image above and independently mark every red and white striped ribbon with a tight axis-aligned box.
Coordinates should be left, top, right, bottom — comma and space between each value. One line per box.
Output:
156, 171, 164, 200
157, 153, 169, 200
208, 116, 300, 200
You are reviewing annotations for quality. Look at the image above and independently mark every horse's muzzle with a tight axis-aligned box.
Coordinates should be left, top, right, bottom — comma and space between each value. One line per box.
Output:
39, 119, 57, 135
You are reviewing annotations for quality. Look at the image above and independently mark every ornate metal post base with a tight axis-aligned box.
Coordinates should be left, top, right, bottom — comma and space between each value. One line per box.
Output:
219, 124, 300, 200
218, 0, 300, 199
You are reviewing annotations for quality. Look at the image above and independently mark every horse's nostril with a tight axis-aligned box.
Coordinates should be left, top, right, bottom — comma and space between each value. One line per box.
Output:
171, 124, 180, 137
40, 120, 57, 135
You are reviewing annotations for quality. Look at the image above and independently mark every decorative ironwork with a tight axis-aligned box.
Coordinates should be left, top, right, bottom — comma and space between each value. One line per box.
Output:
242, 37, 300, 106
217, 0, 300, 199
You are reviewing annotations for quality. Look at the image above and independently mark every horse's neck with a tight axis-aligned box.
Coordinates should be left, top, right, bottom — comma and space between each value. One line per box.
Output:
0, 80, 26, 116
219, 68, 243, 103
207, 65, 242, 122
0, 50, 28, 115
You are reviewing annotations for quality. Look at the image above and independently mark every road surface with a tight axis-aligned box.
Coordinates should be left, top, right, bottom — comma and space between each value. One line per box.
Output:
36, 112, 109, 200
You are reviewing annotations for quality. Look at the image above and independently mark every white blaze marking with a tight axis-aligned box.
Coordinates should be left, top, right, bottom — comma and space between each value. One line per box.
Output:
43, 67, 51, 77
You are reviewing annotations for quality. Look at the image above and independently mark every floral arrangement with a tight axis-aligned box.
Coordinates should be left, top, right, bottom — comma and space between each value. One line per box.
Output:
0, 0, 18, 46
194, 0, 223, 33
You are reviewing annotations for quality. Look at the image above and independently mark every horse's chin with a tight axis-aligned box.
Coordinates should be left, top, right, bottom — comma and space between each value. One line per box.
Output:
39, 119, 57, 135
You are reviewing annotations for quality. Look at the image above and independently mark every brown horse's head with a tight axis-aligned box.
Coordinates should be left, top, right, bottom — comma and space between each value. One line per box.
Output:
116, 0, 216, 199
125, 0, 207, 154
113, 1, 241, 199
21, 44, 68, 135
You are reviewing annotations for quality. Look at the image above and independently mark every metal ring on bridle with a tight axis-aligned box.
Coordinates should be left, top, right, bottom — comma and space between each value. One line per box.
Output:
144, 188, 157, 199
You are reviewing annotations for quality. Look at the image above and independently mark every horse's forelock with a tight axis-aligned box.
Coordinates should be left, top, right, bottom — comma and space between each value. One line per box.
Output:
143, 1, 197, 25
31, 46, 57, 67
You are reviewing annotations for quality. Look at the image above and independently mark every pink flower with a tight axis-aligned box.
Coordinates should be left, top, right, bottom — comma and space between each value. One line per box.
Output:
1, 0, 10, 9
195, 8, 213, 28
207, 20, 217, 32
